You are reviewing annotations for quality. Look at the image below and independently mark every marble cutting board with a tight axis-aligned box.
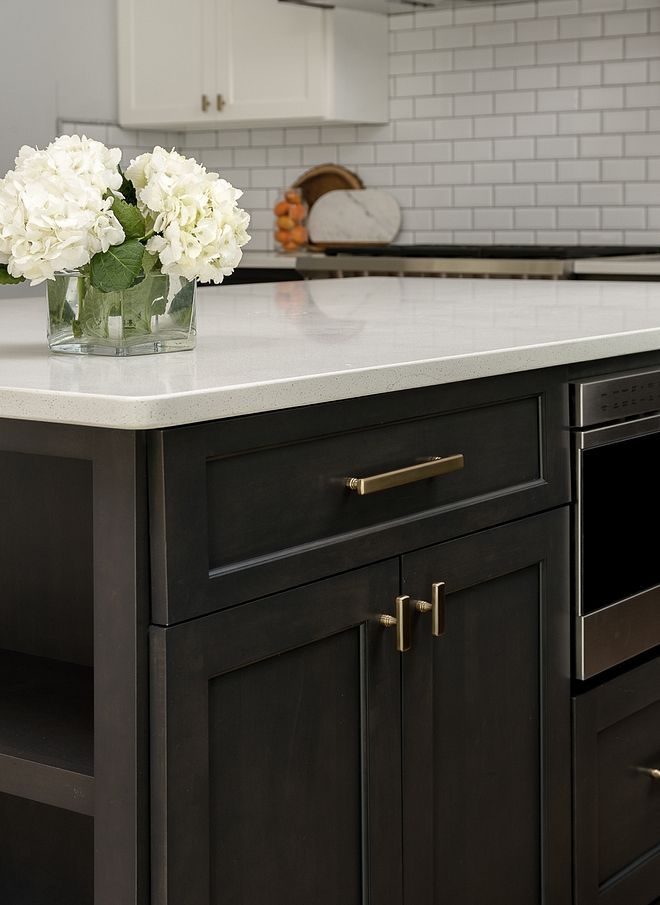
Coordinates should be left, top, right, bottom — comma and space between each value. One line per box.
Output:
307, 189, 401, 245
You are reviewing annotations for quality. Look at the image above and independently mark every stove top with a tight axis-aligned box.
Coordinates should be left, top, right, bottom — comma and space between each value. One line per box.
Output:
323, 245, 660, 260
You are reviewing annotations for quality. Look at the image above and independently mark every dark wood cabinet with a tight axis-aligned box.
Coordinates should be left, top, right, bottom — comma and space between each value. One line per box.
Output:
151, 508, 572, 905
151, 561, 403, 905
402, 509, 572, 905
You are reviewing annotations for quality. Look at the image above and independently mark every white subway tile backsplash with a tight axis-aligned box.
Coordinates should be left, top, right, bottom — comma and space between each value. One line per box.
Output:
516, 160, 558, 180
495, 137, 537, 157
495, 184, 536, 204
559, 110, 601, 132
475, 68, 515, 91
581, 85, 625, 107
538, 182, 579, 203
475, 22, 516, 44
475, 115, 515, 136
414, 51, 453, 73
517, 18, 560, 42
560, 15, 603, 38
150, 1, 656, 249
603, 60, 648, 83
413, 141, 453, 162
602, 109, 647, 131
537, 40, 580, 63
537, 88, 580, 110
496, 91, 537, 113
602, 206, 646, 226
580, 36, 624, 58
454, 48, 495, 70
515, 67, 559, 89
516, 113, 558, 134
604, 10, 649, 33
454, 139, 495, 159
495, 44, 537, 66
580, 134, 623, 155
435, 25, 475, 49
559, 63, 602, 86
602, 157, 647, 179
515, 207, 557, 227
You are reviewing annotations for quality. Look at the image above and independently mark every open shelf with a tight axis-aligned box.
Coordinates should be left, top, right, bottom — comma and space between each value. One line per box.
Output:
0, 649, 94, 815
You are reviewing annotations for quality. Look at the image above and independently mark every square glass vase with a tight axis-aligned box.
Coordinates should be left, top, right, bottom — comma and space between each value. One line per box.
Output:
46, 269, 197, 356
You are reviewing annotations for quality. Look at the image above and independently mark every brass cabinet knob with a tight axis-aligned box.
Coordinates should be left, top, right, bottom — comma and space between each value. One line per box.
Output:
379, 596, 412, 652
414, 582, 446, 637
201, 94, 211, 112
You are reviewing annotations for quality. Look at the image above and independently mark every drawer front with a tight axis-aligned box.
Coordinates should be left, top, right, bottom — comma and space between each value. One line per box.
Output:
149, 371, 569, 624
575, 657, 660, 905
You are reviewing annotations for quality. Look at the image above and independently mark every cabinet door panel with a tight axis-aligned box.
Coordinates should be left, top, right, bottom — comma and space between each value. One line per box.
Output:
217, 0, 327, 120
402, 509, 572, 905
151, 560, 402, 905
118, 0, 215, 127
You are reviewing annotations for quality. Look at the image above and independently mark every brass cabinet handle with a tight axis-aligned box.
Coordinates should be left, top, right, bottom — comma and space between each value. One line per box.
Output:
201, 94, 211, 112
636, 766, 660, 779
379, 596, 412, 652
217, 93, 226, 112
414, 582, 446, 637
346, 454, 464, 496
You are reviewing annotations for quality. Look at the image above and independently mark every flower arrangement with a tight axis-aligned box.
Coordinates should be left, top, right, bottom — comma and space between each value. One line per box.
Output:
0, 135, 250, 291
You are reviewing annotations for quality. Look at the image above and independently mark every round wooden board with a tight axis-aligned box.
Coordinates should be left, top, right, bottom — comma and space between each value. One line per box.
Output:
292, 164, 364, 209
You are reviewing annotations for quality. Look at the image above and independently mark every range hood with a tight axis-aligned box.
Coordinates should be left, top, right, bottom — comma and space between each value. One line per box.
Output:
280, 0, 524, 12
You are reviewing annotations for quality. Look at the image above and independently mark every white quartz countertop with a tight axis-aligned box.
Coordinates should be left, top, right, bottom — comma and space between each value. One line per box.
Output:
3, 276, 660, 430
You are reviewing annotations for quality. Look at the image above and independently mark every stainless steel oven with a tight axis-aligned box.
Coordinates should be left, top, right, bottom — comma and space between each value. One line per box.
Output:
573, 368, 660, 679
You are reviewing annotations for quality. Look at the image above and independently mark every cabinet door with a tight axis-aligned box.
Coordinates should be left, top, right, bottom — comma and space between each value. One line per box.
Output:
151, 561, 402, 905
215, 0, 327, 122
118, 0, 216, 127
402, 509, 572, 905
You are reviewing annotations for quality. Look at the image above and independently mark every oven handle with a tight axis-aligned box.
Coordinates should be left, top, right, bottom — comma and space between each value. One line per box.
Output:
576, 413, 660, 450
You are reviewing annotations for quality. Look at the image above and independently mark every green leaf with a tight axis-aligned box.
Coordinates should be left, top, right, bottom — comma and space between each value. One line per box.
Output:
111, 197, 145, 240
0, 265, 24, 285
142, 251, 160, 275
90, 239, 145, 293
119, 170, 137, 206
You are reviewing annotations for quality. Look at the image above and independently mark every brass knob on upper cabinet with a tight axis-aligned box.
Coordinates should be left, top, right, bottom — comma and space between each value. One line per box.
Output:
201, 94, 211, 112
217, 93, 226, 112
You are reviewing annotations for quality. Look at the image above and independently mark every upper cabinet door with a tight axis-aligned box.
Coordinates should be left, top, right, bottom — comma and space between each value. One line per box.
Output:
118, 0, 216, 127
215, 0, 327, 122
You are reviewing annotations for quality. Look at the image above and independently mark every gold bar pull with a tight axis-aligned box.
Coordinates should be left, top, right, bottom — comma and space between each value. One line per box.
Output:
201, 94, 211, 112
414, 583, 446, 637
346, 454, 464, 496
217, 93, 226, 112
637, 766, 660, 779
379, 596, 412, 652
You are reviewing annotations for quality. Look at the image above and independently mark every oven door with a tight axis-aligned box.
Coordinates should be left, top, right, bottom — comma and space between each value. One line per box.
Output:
576, 414, 660, 679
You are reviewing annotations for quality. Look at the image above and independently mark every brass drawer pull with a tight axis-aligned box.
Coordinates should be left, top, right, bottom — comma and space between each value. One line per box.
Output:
201, 93, 211, 112
636, 766, 660, 779
346, 454, 464, 496
379, 596, 412, 653
415, 582, 446, 637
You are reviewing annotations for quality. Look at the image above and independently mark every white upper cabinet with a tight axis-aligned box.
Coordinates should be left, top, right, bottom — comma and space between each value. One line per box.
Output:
117, 0, 388, 129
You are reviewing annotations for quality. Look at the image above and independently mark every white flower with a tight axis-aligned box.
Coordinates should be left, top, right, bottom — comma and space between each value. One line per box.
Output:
126, 147, 250, 285
0, 135, 125, 284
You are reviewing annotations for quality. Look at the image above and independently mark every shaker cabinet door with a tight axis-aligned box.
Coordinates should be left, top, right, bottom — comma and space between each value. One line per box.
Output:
150, 560, 403, 905
118, 0, 216, 127
215, 0, 327, 122
401, 509, 572, 905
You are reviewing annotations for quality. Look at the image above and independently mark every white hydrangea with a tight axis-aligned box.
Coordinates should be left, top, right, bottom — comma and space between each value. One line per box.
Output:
0, 135, 125, 284
126, 147, 250, 285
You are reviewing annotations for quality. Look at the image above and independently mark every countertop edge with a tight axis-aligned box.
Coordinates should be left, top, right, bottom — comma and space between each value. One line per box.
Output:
3, 329, 660, 429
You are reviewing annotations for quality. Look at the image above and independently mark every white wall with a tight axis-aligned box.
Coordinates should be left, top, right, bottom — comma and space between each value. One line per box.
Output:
0, 0, 117, 174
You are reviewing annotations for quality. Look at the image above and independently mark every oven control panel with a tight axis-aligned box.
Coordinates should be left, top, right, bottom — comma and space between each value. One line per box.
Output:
572, 367, 660, 427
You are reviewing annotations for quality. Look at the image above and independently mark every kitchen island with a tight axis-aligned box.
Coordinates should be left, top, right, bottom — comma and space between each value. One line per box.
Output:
1, 277, 659, 905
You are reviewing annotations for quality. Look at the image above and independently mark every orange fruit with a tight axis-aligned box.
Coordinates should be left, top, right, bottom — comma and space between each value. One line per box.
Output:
275, 230, 290, 244
291, 225, 308, 244
289, 204, 306, 223
285, 189, 302, 204
274, 200, 289, 217
277, 215, 295, 230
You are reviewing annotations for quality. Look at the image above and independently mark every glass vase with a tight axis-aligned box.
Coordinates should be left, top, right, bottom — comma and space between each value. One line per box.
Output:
46, 269, 197, 356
